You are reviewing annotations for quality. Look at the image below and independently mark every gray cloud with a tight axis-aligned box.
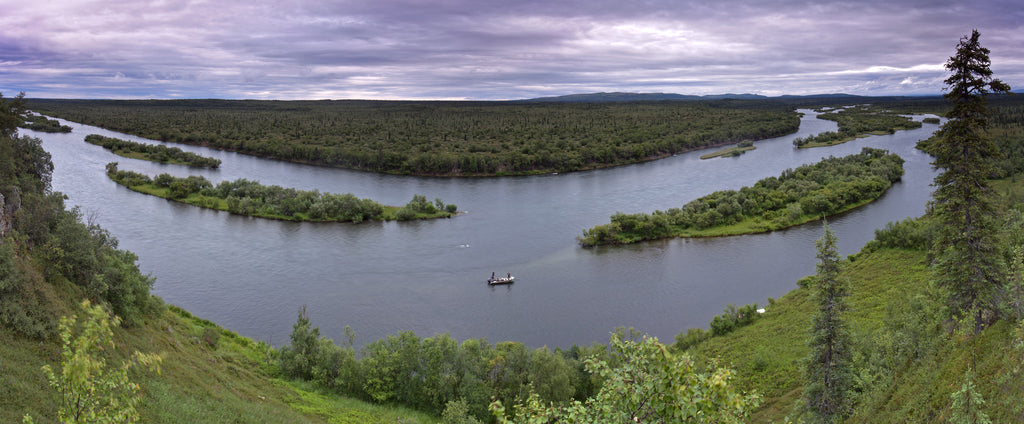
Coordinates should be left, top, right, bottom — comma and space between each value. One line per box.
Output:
2, 0, 1021, 99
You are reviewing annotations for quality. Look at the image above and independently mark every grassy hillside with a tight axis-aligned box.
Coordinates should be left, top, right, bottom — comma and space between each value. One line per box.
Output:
1, 283, 439, 423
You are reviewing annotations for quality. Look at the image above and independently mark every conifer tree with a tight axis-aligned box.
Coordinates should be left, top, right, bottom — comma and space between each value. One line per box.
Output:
931, 30, 1011, 333
803, 223, 852, 423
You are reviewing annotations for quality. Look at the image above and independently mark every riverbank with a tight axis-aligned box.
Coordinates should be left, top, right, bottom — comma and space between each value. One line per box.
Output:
700, 143, 757, 159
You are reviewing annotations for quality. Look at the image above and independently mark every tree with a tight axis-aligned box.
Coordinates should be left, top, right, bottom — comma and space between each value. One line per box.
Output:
930, 29, 1012, 333
490, 333, 760, 424
24, 300, 162, 423
803, 223, 853, 423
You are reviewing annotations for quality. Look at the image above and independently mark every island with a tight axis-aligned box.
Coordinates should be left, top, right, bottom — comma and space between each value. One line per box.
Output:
104, 163, 457, 222
86, 134, 221, 168
19, 114, 71, 133
700, 140, 756, 159
578, 147, 904, 246
793, 105, 923, 148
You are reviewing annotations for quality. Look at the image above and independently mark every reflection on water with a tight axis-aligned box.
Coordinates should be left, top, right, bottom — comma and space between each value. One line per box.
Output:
32, 110, 939, 348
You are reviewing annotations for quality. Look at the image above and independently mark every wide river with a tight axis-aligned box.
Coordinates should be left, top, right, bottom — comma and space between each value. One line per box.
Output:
30, 110, 938, 349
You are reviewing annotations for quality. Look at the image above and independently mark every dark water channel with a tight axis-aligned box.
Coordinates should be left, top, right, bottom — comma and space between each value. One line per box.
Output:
30, 110, 940, 349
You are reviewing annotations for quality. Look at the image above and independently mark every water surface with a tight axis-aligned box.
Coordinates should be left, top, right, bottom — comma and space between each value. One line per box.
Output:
31, 110, 939, 348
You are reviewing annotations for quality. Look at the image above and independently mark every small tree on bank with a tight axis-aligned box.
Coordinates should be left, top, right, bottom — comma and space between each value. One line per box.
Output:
930, 29, 1012, 333
803, 223, 853, 423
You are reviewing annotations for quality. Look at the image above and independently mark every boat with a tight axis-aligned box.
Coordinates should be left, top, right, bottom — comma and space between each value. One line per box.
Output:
488, 275, 515, 285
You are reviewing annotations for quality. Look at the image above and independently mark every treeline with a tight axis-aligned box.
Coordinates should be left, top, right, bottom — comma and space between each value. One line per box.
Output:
104, 163, 456, 222
19, 114, 71, 133
579, 148, 904, 246
274, 307, 753, 423
28, 99, 800, 176
915, 95, 1024, 177
1, 93, 158, 338
793, 105, 923, 148
85, 134, 221, 168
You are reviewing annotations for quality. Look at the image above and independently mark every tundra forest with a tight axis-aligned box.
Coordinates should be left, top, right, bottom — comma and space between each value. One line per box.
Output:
4, 30, 1024, 423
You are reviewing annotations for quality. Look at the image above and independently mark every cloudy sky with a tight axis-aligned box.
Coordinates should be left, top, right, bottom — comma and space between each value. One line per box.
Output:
2, 0, 1022, 100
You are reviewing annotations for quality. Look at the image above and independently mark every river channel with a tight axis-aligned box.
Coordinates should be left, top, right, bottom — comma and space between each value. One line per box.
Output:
29, 110, 939, 349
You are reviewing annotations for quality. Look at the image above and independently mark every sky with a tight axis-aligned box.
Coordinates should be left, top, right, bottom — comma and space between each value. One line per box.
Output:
1, 0, 1022, 100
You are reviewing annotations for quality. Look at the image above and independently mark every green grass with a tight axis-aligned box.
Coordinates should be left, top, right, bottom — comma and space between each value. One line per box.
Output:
700, 145, 757, 159
670, 196, 881, 238
688, 248, 933, 422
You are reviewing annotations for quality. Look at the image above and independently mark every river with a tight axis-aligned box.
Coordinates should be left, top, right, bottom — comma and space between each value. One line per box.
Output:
29, 110, 939, 349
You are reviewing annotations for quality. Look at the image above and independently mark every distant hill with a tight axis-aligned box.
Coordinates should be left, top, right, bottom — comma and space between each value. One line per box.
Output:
519, 92, 768, 102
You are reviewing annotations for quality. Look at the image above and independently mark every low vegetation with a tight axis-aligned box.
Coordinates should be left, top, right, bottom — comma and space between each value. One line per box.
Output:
19, 113, 71, 133
578, 147, 904, 246
793, 105, 923, 148
104, 163, 456, 222
85, 134, 221, 168
700, 140, 756, 159
27, 98, 800, 176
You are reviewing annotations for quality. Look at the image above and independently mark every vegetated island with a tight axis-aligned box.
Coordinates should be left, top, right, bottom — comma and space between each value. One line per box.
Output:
700, 140, 756, 159
28, 99, 800, 176
792, 105, 924, 148
19, 113, 71, 133
86, 134, 221, 168
578, 147, 904, 246
104, 162, 457, 222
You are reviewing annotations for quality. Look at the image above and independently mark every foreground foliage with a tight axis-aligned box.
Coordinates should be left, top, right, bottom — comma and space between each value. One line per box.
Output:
104, 163, 456, 222
579, 147, 904, 246
27, 99, 800, 176
931, 29, 1012, 333
802, 224, 853, 423
490, 334, 760, 424
85, 134, 221, 168
24, 300, 162, 424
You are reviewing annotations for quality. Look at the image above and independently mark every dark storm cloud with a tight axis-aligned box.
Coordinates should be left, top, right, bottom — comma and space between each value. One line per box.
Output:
1, 0, 1021, 99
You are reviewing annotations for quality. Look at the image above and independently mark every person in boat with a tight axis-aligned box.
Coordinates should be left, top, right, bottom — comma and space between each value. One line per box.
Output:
491, 271, 495, 280
507, 272, 511, 279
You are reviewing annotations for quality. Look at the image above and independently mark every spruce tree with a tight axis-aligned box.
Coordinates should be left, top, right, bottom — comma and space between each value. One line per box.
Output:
803, 223, 852, 423
931, 30, 1011, 333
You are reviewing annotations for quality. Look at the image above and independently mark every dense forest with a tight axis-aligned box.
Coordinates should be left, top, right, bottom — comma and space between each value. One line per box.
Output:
579, 148, 905, 246
104, 163, 456, 222
27, 99, 800, 176
85, 134, 222, 167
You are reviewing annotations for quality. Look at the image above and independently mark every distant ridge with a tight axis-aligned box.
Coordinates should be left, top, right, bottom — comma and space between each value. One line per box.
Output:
519, 92, 768, 102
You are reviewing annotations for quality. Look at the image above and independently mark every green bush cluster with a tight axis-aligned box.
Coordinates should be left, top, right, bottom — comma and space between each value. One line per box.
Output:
29, 99, 800, 176
277, 307, 611, 422
580, 148, 905, 246
673, 303, 762, 351
105, 163, 453, 222
2, 93, 158, 336
85, 134, 221, 167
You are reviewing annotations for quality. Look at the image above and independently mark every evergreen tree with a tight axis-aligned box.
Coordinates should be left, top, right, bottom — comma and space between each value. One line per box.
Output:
803, 223, 852, 423
931, 30, 1011, 333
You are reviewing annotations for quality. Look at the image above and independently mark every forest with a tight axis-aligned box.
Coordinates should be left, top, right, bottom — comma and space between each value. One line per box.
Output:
26, 99, 800, 176
104, 163, 456, 222
85, 134, 221, 168
578, 147, 905, 246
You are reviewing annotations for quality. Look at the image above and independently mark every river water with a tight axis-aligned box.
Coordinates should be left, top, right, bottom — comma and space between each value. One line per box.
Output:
28, 110, 939, 349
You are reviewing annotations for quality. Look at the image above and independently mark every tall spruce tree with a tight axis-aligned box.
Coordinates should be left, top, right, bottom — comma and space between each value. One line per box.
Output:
803, 223, 852, 423
931, 30, 1011, 333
